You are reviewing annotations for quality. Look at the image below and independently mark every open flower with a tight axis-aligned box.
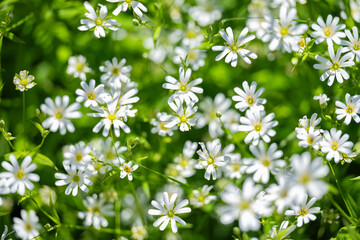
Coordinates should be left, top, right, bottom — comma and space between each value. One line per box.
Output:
165, 98, 198, 132
63, 141, 92, 170
75, 79, 107, 108
285, 196, 321, 227
120, 161, 139, 181
190, 185, 216, 208
148, 192, 191, 233
320, 128, 354, 163
341, 26, 360, 62
311, 14, 346, 46
99, 57, 132, 85
212, 27, 257, 67
78, 1, 119, 38
66, 55, 92, 81
107, 0, 147, 18
13, 70, 36, 92
13, 210, 41, 240
232, 81, 266, 113
335, 93, 360, 125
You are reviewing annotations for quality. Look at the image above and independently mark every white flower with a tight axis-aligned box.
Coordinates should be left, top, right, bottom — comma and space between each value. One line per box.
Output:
335, 93, 360, 125
13, 210, 41, 240
311, 15, 346, 46
238, 110, 278, 145
78, 193, 115, 229
297, 36, 311, 53
75, 79, 107, 108
212, 27, 257, 67
350, 0, 360, 23
224, 152, 245, 179
66, 55, 92, 81
107, 0, 147, 18
173, 47, 206, 71
99, 57, 132, 85
181, 22, 204, 48
188, 0, 222, 27
264, 175, 293, 214
267, 220, 296, 240
148, 192, 191, 233
246, 141, 285, 184
163, 67, 203, 104
232, 81, 266, 113
313, 93, 330, 108
78, 2, 119, 38
173, 141, 198, 178
1, 225, 12, 240
0, 179, 10, 206
131, 225, 148, 240
341, 26, 360, 62
13, 70, 36, 92
41, 95, 82, 135
320, 128, 354, 163
165, 98, 198, 132
313, 46, 354, 86
190, 185, 216, 208
63, 141, 92, 169
120, 161, 139, 181
0, 155, 39, 196
288, 152, 329, 203
195, 139, 229, 180
55, 163, 93, 196
262, 6, 308, 52
296, 126, 322, 150
296, 113, 322, 131
285, 196, 321, 227
88, 97, 132, 137
151, 112, 176, 137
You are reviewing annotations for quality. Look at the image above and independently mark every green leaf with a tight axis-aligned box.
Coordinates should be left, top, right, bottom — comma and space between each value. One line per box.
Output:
31, 120, 45, 135
4, 31, 25, 44
18, 194, 31, 204
31, 152, 58, 170
49, 195, 61, 225
350, 176, 360, 181
152, 26, 161, 45
0, 211, 10, 216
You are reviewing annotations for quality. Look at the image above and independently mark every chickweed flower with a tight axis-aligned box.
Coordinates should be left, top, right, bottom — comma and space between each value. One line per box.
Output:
296, 126, 322, 150
311, 15, 346, 46
120, 161, 139, 181
13, 210, 41, 240
165, 98, 198, 132
285, 196, 321, 227
66, 55, 92, 81
78, 2, 119, 38
341, 26, 360, 62
107, 0, 148, 18
313, 93, 330, 108
173, 141, 198, 178
148, 192, 191, 233
188, 0, 222, 27
13, 70, 36, 92
75, 79, 107, 108
267, 220, 296, 240
335, 93, 360, 125
212, 27, 257, 67
99, 57, 132, 85
63, 141, 92, 170
232, 81, 266, 113
173, 47, 206, 71
151, 112, 175, 137
190, 185, 216, 208
320, 128, 354, 163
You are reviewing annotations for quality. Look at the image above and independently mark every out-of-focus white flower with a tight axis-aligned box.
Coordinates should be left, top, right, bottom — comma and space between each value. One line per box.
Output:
0, 179, 10, 206
190, 185, 216, 208
99, 57, 132, 85
151, 112, 176, 137
296, 113, 322, 131
63, 141, 92, 170
232, 81, 266, 113
174, 141, 198, 178
212, 27, 257, 67
350, 0, 360, 23
0, 155, 39, 196
341, 26, 360, 62
285, 196, 321, 227
335, 93, 360, 125
296, 126, 322, 150
148, 192, 191, 233
13, 210, 41, 240
41, 95, 82, 135
173, 47, 206, 71
165, 98, 198, 132
78, 2, 119, 38
223, 151, 245, 179
107, 0, 148, 18
78, 193, 115, 229
13, 70, 36, 92
131, 224, 148, 240
75, 79, 107, 108
313, 93, 330, 108
267, 220, 296, 240
120, 161, 139, 181
39, 185, 57, 206
311, 15, 346, 46
66, 55, 92, 81
297, 36, 311, 53
195, 139, 229, 180
247, 0, 270, 39
188, 0, 222, 27
238, 110, 278, 145
181, 22, 204, 48
55, 163, 93, 196
320, 128, 354, 163
264, 175, 293, 214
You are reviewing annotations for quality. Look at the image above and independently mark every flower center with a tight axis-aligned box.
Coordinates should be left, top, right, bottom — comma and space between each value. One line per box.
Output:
181, 159, 188, 166
71, 173, 80, 183
87, 91, 96, 100
345, 105, 354, 114
254, 121, 262, 132
260, 158, 270, 167
108, 113, 116, 121
20, 78, 28, 86
76, 63, 84, 71
25, 223, 33, 231
159, 122, 168, 130
16, 169, 25, 179
330, 61, 340, 71
231, 163, 240, 171
179, 83, 188, 92
240, 201, 250, 210
323, 27, 332, 37
124, 165, 131, 173
299, 39, 305, 48
207, 157, 215, 165
198, 195, 205, 202
307, 136, 314, 144
353, 41, 360, 50
246, 96, 254, 105
280, 27, 288, 36
55, 110, 64, 119
111, 67, 120, 76
300, 173, 310, 183
188, 50, 197, 60
95, 17, 103, 26
230, 44, 239, 52
186, 30, 196, 39
330, 141, 339, 150
89, 206, 101, 215
167, 209, 175, 217
299, 207, 308, 216
75, 153, 83, 162
180, 115, 187, 122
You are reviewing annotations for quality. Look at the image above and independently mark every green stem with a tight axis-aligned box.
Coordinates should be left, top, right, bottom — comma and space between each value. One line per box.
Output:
110, 130, 122, 166
60, 224, 131, 235
327, 161, 354, 218
115, 199, 121, 236
0, 35, 3, 103
23, 91, 26, 150
129, 181, 146, 225
29, 197, 58, 224
326, 194, 355, 224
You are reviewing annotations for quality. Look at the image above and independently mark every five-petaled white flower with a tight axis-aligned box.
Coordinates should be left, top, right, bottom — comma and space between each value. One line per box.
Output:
41, 95, 82, 135
232, 81, 266, 113
0, 155, 39, 196
320, 128, 354, 163
75, 79, 107, 108
66, 55, 92, 81
120, 161, 139, 181
55, 163, 93, 196
314, 46, 354, 86
148, 192, 191, 233
341, 26, 360, 62
165, 98, 198, 132
311, 14, 346, 46
107, 0, 148, 18
13, 210, 41, 240
78, 1, 119, 38
212, 27, 257, 67
163, 67, 203, 104
335, 93, 360, 125
190, 185, 217, 208
285, 196, 321, 227
13, 70, 36, 92
99, 57, 132, 85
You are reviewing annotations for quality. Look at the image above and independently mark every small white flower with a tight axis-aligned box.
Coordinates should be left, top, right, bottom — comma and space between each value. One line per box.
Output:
238, 110, 278, 145
297, 37, 312, 53
0, 155, 39, 196
78, 1, 119, 38
165, 98, 198, 132
120, 161, 139, 181
0, 179, 10, 206
296, 126, 322, 150
335, 93, 360, 125
13, 210, 41, 240
320, 128, 354, 163
267, 220, 296, 240
148, 192, 191, 233
232, 81, 266, 113
313, 93, 330, 108
285, 196, 321, 227
107, 0, 148, 18
311, 15, 346, 46
314, 46, 354, 86
151, 112, 175, 137
173, 47, 206, 71
99, 57, 132, 85
264, 175, 293, 214
181, 21, 204, 48
224, 152, 245, 179
173, 141, 198, 178
66, 55, 92, 81
63, 141, 92, 169
131, 225, 148, 240
296, 113, 321, 131
13, 70, 36, 92
163, 67, 203, 104
190, 185, 216, 208
341, 26, 360, 62
212, 27, 257, 67
195, 139, 229, 180
55, 163, 93, 196
41, 95, 82, 135
75, 79, 107, 108
188, 0, 222, 27
78, 193, 115, 229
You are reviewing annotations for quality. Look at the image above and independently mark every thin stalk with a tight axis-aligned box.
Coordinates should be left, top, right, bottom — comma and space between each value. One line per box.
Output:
29, 197, 58, 224
0, 35, 3, 102
23, 91, 26, 150
115, 199, 121, 236
129, 181, 146, 225
110, 129, 122, 166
